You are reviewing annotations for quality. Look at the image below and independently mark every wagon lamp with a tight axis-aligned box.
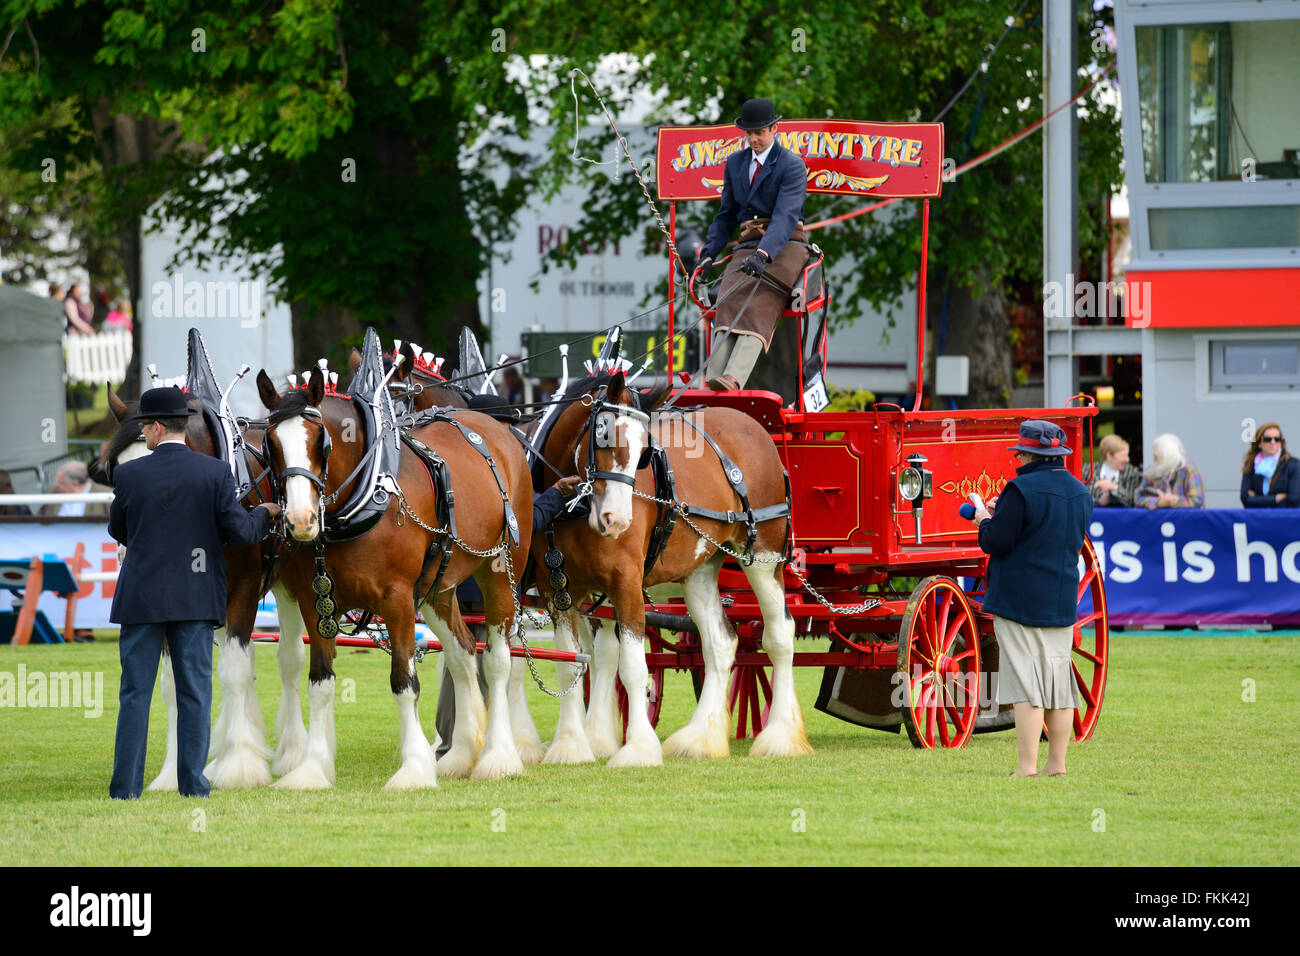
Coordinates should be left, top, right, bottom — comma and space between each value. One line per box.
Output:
898, 453, 932, 545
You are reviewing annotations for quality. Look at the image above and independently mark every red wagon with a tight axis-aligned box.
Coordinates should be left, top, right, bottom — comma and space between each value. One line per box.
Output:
564, 117, 1108, 749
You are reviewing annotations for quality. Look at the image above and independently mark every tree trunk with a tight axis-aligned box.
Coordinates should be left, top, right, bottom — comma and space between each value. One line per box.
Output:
935, 274, 1013, 409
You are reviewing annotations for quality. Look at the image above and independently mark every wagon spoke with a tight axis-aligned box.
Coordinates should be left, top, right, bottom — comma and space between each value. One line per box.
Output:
941, 614, 964, 656
935, 589, 952, 647
950, 647, 977, 663
1073, 663, 1097, 707
1077, 568, 1095, 603
1072, 645, 1103, 666
1075, 610, 1102, 629
936, 690, 952, 746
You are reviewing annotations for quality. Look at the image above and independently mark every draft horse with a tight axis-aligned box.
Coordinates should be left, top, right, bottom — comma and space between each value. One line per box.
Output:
533, 370, 811, 765
257, 366, 533, 788
99, 389, 309, 789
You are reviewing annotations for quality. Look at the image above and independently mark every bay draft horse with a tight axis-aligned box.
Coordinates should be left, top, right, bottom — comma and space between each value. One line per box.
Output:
534, 370, 811, 765
99, 389, 310, 789
257, 366, 534, 787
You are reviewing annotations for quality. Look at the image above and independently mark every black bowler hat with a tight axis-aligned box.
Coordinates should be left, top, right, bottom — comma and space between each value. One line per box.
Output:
1008, 419, 1071, 457
735, 98, 782, 131
129, 386, 198, 421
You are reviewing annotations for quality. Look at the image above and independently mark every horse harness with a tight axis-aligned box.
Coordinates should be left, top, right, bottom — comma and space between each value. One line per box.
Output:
544, 392, 792, 611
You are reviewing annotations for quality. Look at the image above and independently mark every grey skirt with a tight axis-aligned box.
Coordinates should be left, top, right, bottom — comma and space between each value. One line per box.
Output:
994, 616, 1080, 710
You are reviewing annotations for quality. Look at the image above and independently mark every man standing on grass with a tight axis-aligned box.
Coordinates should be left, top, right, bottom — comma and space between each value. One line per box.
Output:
107, 387, 280, 799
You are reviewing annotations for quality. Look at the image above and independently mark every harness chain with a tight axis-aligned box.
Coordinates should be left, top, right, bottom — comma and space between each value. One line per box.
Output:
628, 487, 882, 616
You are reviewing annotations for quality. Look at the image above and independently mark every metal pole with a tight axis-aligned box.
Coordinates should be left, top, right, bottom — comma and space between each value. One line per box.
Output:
1043, 0, 1079, 407
667, 200, 676, 384
913, 199, 931, 412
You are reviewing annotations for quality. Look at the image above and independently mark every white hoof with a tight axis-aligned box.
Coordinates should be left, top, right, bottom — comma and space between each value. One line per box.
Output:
436, 746, 477, 780
514, 736, 548, 765
542, 732, 596, 765
146, 764, 178, 792
607, 731, 663, 768
749, 714, 814, 758
271, 726, 309, 777
204, 747, 273, 789
272, 756, 334, 790
384, 753, 438, 791
663, 718, 730, 759
471, 746, 525, 781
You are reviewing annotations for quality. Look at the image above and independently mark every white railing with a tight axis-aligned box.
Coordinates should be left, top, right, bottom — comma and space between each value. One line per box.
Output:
63, 329, 133, 384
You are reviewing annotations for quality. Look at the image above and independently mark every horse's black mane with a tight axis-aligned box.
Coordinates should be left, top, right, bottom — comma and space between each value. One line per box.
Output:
560, 370, 669, 411
267, 387, 325, 426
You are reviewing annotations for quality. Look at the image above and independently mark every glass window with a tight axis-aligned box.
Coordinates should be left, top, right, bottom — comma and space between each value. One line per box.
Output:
1148, 205, 1300, 250
1210, 340, 1300, 391
1137, 20, 1300, 184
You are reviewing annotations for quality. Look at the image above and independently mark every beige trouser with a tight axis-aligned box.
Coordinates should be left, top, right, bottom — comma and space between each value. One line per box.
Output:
705, 329, 765, 387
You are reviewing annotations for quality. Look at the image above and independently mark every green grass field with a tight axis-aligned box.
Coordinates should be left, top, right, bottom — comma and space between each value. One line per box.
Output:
1, 633, 1296, 866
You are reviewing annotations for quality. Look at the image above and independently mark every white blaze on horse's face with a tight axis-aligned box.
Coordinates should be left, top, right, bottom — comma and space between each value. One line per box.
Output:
278, 415, 320, 541
117, 439, 152, 468
589, 409, 645, 539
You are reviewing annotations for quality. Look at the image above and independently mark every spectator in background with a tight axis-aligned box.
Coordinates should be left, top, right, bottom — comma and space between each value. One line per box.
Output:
1082, 434, 1141, 507
40, 461, 112, 518
104, 298, 133, 333
1137, 433, 1205, 509
1241, 423, 1300, 507
0, 470, 32, 517
49, 282, 64, 300
63, 283, 94, 335
501, 367, 525, 406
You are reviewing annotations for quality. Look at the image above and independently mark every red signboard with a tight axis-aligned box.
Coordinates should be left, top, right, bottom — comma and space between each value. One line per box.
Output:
656, 120, 944, 201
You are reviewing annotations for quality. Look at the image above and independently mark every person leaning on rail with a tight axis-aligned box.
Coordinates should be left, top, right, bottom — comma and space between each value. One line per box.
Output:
1081, 433, 1141, 508
693, 98, 810, 391
968, 420, 1092, 778
1136, 433, 1205, 509
1241, 422, 1300, 507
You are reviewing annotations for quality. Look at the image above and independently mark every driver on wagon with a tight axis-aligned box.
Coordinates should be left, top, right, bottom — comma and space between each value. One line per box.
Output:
694, 98, 810, 391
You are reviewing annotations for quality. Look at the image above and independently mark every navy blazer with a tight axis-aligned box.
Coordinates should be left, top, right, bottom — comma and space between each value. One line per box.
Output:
1241, 455, 1300, 507
703, 141, 808, 262
108, 442, 270, 626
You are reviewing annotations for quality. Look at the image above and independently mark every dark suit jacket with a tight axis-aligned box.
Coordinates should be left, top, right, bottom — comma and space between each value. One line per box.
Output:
107, 442, 270, 626
702, 141, 807, 262
1241, 455, 1300, 507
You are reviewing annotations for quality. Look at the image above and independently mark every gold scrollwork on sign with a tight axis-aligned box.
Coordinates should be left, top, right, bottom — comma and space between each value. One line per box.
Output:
807, 169, 891, 192
939, 471, 1009, 500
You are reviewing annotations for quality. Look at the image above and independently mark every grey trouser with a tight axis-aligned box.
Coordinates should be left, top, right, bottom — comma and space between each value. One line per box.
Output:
705, 330, 764, 387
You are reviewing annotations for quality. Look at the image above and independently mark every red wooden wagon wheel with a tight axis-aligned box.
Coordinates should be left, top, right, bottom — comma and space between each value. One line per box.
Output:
897, 576, 981, 749
1056, 537, 1109, 742
727, 638, 772, 740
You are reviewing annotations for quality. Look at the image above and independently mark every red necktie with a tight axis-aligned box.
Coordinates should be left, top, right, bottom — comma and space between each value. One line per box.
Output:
751, 160, 762, 186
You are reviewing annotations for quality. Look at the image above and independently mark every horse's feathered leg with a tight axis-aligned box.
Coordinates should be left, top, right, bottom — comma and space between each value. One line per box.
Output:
383, 602, 437, 791
607, 576, 663, 768
204, 633, 273, 788
471, 590, 525, 780
431, 594, 485, 779
664, 554, 735, 759
583, 619, 621, 758
270, 583, 308, 776
508, 629, 546, 764
145, 644, 179, 790
743, 558, 812, 757
273, 601, 336, 789
542, 606, 595, 765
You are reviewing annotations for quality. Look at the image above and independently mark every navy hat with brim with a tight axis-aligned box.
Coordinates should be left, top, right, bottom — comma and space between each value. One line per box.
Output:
1008, 419, 1071, 456
735, 98, 782, 131
129, 386, 198, 421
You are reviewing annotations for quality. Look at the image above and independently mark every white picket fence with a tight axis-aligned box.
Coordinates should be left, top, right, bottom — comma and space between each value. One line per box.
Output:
63, 330, 133, 384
